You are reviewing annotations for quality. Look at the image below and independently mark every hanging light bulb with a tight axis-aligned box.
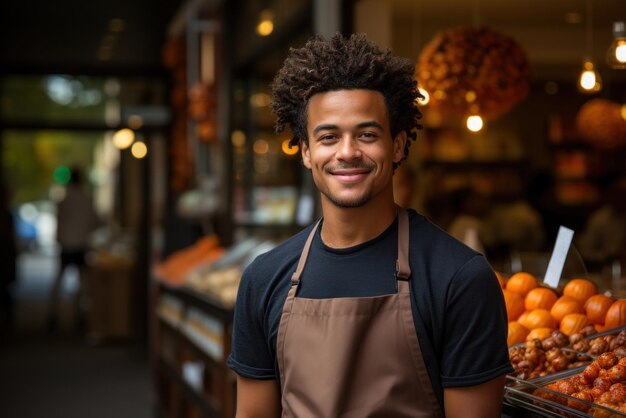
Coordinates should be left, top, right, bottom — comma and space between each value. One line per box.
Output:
578, 0, 602, 94
466, 115, 484, 132
607, 21, 626, 69
256, 10, 274, 36
578, 60, 602, 93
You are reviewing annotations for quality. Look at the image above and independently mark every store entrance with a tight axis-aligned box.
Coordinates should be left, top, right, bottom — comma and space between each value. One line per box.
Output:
0, 73, 167, 343
1, 128, 119, 335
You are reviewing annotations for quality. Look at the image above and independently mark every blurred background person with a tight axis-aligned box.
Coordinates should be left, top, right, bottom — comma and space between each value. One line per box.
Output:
47, 167, 99, 332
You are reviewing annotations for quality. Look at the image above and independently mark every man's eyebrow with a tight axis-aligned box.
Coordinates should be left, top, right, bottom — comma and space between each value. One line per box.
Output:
312, 124, 338, 136
312, 121, 384, 136
356, 121, 384, 130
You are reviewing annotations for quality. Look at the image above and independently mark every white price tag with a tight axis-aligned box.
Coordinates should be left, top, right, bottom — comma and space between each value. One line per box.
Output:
543, 226, 575, 288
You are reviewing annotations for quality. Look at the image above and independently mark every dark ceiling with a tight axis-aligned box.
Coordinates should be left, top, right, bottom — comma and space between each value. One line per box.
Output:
0, 0, 182, 75
2, 0, 624, 82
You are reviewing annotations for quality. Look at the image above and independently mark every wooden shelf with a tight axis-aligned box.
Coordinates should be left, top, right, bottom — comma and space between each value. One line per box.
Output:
152, 279, 235, 418
157, 280, 233, 322
158, 357, 220, 418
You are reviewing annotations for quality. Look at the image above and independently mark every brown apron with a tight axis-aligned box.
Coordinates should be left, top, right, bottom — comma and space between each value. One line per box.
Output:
276, 209, 443, 418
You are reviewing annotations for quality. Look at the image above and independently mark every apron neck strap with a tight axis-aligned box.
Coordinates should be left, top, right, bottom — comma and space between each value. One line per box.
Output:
290, 208, 411, 286
291, 219, 321, 285
396, 208, 411, 281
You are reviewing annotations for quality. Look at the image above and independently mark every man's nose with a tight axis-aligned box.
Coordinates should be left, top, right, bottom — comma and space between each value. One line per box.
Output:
336, 136, 361, 160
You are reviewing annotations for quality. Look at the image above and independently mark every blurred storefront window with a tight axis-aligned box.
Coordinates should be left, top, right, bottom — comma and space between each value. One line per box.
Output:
1, 75, 109, 125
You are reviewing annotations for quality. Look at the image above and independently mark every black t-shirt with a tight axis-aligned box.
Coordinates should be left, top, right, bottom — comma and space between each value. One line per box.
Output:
228, 209, 513, 408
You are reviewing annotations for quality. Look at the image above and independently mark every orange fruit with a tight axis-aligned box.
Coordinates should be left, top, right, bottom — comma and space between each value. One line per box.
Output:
560, 313, 590, 336
517, 310, 530, 326
508, 321, 530, 346
506, 272, 539, 296
525, 287, 558, 311
605, 299, 626, 330
550, 296, 584, 323
585, 294, 614, 325
563, 278, 598, 305
503, 289, 525, 321
519, 308, 557, 330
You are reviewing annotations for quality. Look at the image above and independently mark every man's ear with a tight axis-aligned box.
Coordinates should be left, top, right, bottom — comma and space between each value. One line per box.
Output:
301, 140, 312, 169
393, 131, 407, 164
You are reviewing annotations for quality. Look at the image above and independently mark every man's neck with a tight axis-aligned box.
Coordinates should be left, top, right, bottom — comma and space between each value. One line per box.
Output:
319, 201, 398, 249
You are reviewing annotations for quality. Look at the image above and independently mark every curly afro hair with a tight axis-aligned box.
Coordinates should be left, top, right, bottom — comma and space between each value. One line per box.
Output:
270, 33, 423, 165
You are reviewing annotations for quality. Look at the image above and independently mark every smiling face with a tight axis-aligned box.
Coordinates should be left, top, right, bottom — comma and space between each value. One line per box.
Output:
302, 89, 407, 211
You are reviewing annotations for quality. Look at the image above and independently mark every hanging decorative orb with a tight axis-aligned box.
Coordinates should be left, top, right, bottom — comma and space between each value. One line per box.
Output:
188, 81, 218, 142
576, 99, 626, 149
416, 26, 531, 120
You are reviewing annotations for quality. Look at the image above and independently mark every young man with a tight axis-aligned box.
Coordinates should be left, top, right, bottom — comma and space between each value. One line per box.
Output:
228, 33, 512, 418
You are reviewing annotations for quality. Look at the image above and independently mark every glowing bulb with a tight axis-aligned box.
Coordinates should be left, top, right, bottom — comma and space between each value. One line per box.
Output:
578, 60, 602, 93
131, 141, 148, 159
417, 87, 430, 105
256, 10, 274, 36
257, 21, 273, 36
466, 115, 483, 132
608, 22, 626, 69
112, 128, 135, 149
580, 70, 596, 90
281, 139, 299, 155
616, 42, 626, 63
621, 104, 626, 121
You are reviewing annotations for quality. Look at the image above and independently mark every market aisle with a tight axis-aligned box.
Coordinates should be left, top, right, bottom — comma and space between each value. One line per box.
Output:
0, 251, 157, 418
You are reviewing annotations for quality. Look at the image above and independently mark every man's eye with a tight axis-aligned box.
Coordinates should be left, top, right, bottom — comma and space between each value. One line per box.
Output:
319, 135, 336, 142
359, 132, 378, 140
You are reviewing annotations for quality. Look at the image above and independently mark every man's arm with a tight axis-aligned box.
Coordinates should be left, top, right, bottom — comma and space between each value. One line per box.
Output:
235, 375, 281, 418
443, 374, 506, 418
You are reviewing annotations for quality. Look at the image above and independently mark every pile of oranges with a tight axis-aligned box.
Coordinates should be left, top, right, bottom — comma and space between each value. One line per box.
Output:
498, 272, 626, 346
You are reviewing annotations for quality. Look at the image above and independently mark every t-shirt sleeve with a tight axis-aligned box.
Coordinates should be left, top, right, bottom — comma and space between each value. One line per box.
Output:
439, 255, 513, 387
227, 262, 277, 380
